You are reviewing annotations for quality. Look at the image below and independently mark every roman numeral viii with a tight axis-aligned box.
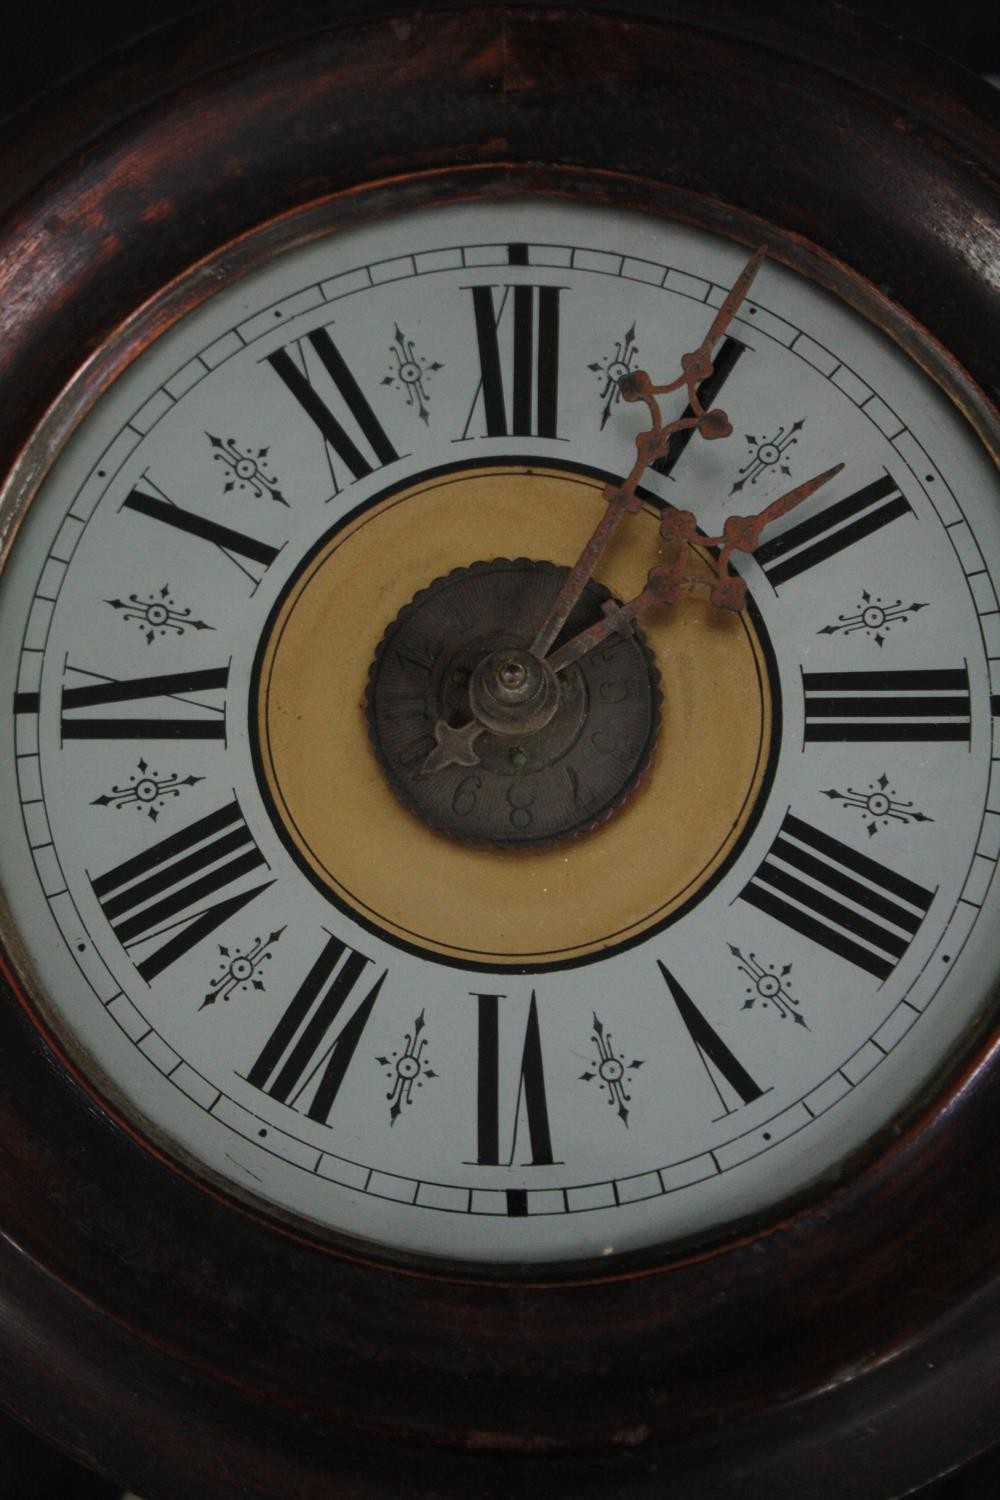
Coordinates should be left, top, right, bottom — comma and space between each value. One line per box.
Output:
91, 798, 270, 981
740, 813, 934, 982
464, 255, 562, 439
246, 934, 385, 1124
755, 473, 911, 587
61, 666, 228, 740
267, 327, 400, 485
803, 668, 971, 743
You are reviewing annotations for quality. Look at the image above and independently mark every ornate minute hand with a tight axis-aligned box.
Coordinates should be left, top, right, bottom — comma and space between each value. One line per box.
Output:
546, 464, 845, 674
527, 244, 766, 662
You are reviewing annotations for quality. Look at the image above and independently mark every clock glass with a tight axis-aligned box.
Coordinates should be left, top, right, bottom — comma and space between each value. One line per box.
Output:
1, 197, 997, 1265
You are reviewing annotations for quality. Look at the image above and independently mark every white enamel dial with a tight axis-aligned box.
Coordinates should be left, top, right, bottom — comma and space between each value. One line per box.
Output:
1, 199, 998, 1264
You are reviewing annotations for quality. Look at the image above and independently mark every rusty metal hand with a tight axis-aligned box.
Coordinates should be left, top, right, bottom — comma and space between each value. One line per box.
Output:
422, 247, 774, 775
546, 464, 845, 671
527, 245, 767, 662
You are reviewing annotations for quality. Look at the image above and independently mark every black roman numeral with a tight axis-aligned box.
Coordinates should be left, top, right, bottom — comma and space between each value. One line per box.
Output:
61, 666, 228, 740
740, 813, 934, 982
755, 473, 911, 588
267, 327, 400, 484
652, 336, 748, 478
91, 798, 270, 981
803, 668, 971, 743
464, 261, 562, 439
246, 934, 385, 1124
474, 992, 555, 1168
658, 962, 765, 1114
123, 487, 280, 586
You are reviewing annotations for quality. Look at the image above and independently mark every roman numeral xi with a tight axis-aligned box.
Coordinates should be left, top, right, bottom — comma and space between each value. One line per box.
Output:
267, 327, 400, 484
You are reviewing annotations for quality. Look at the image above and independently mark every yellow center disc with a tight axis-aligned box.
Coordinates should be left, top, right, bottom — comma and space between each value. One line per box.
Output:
253, 464, 777, 967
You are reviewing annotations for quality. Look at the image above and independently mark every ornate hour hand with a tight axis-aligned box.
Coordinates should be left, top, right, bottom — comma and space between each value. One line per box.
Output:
527, 244, 766, 661
660, 462, 846, 611
546, 464, 845, 670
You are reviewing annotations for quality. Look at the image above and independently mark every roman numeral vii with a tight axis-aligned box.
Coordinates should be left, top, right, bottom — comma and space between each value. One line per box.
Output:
247, 934, 385, 1124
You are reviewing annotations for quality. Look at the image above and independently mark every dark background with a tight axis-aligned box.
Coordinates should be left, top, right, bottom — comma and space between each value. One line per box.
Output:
1, 2, 997, 1496
2, 0, 1000, 122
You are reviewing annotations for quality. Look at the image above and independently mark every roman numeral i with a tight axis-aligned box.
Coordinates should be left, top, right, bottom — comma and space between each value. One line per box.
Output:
755, 473, 911, 587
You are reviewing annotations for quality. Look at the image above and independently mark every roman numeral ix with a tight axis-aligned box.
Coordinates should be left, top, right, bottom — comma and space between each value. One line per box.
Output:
91, 798, 270, 981
61, 666, 229, 740
740, 813, 935, 982
246, 934, 385, 1124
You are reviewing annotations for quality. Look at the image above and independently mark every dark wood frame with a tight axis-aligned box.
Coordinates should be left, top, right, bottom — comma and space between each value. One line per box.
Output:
1, 5, 998, 1496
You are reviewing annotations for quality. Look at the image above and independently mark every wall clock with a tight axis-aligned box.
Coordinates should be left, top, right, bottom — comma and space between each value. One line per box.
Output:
1, 3, 998, 1496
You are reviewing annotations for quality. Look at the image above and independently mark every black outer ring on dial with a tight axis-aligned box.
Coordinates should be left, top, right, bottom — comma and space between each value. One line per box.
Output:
0, 5, 998, 1499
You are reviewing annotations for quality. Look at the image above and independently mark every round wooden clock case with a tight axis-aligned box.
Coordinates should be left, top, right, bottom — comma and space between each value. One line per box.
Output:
0, 4, 998, 1497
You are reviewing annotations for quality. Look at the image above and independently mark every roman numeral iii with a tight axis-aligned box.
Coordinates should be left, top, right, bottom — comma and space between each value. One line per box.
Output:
740, 812, 934, 982
247, 934, 385, 1124
91, 798, 270, 981
802, 668, 971, 742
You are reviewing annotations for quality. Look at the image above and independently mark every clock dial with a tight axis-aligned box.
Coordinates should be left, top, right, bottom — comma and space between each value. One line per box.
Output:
2, 198, 998, 1265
